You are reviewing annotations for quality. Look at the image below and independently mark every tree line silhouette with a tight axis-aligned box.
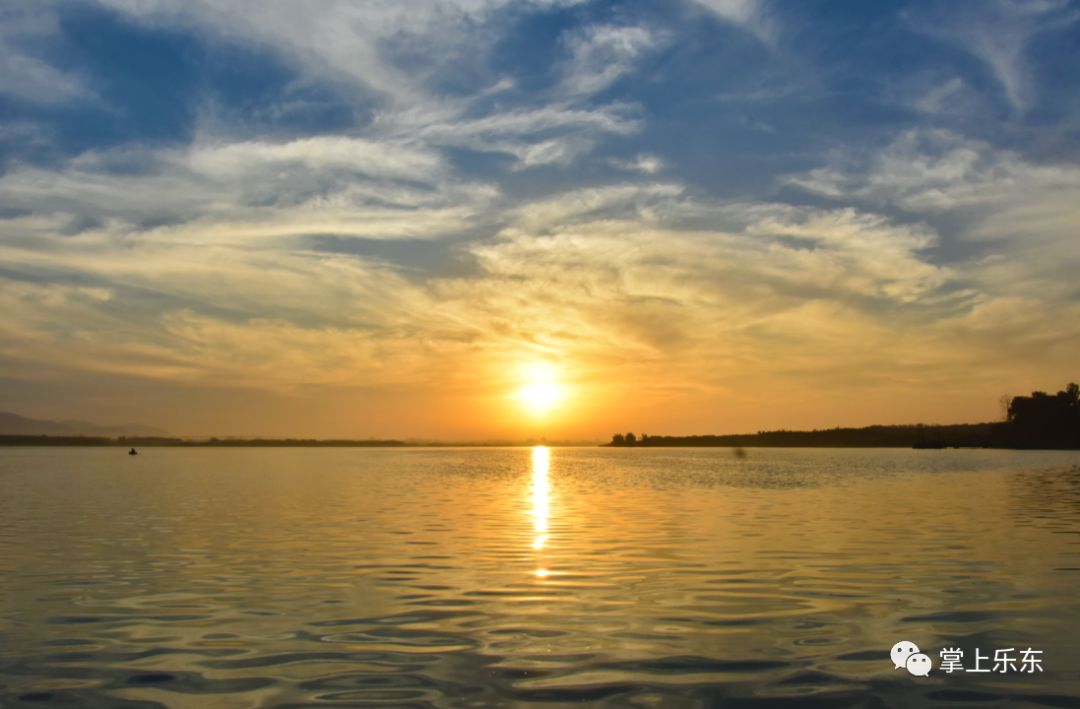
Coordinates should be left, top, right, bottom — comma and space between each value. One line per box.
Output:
0, 436, 409, 447
609, 382, 1080, 449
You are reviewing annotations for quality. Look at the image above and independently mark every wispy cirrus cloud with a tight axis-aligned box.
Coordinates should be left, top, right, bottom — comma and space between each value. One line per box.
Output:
690, 0, 777, 45
0, 5, 94, 105
905, 0, 1079, 111
0, 134, 499, 244
558, 24, 664, 98
788, 128, 1080, 239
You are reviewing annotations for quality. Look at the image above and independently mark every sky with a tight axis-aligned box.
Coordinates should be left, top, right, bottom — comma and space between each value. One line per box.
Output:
1, 0, 1079, 440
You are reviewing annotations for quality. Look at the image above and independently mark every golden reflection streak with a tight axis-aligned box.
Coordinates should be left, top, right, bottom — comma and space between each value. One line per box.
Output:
530, 446, 550, 577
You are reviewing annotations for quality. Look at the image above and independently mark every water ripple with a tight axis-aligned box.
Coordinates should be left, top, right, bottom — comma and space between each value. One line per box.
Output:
1, 446, 1079, 706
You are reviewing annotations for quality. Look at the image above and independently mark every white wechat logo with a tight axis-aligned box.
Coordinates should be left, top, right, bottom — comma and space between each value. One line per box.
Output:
891, 640, 920, 670
906, 652, 932, 677
892, 641, 932, 676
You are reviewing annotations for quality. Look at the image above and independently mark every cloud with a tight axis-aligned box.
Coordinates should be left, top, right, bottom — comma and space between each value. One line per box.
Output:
559, 24, 663, 97
744, 206, 948, 303
0, 5, 94, 105
0, 159, 956, 396
786, 129, 1080, 292
690, 0, 777, 45
784, 126, 1080, 393
610, 154, 665, 174
912, 77, 969, 114
97, 2, 592, 106
418, 196, 967, 419
2, 1, 1079, 436
0, 52, 92, 106
0, 134, 500, 243
97, 0, 519, 106
1, 131, 1073, 436
471, 191, 953, 337
404, 103, 641, 169
788, 129, 1080, 217
182, 136, 445, 182
906, 0, 1079, 111
0, 230, 454, 390
96, 0, 633, 171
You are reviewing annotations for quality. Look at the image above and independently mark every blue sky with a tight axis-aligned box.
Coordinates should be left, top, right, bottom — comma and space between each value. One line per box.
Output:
1, 0, 1079, 438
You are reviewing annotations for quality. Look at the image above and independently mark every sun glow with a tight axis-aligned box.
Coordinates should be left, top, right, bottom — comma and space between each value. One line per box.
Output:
515, 362, 565, 418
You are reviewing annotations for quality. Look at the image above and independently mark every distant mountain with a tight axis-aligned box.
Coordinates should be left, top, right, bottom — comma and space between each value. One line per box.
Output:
0, 412, 169, 438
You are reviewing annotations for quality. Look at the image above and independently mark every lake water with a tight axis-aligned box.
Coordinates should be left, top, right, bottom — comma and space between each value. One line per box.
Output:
1, 447, 1079, 708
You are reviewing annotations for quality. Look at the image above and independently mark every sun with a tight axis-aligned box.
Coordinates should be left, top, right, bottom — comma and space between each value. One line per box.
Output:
515, 362, 565, 418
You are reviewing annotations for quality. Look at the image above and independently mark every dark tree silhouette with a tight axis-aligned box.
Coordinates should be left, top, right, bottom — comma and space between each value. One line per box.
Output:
600, 381, 1079, 450
1005, 382, 1080, 449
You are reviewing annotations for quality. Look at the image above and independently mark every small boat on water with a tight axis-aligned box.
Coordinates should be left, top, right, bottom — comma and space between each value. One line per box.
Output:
128, 448, 138, 456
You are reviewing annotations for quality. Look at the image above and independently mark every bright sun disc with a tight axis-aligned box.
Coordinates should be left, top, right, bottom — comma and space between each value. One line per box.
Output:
515, 363, 564, 417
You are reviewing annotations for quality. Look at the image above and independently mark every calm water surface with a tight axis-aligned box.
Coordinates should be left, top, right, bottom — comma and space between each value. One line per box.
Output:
1, 447, 1079, 707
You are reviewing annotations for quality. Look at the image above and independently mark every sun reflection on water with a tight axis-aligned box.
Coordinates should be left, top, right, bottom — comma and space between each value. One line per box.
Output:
531, 446, 550, 577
